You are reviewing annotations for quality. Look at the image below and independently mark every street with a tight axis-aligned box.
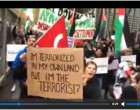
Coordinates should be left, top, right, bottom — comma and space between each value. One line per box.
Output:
0, 68, 20, 100
0, 67, 112, 101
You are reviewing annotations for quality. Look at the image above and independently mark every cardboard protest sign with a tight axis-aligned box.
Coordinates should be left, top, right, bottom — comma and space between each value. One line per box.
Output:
86, 57, 108, 74
6, 44, 26, 61
27, 47, 84, 99
37, 8, 95, 40
121, 55, 136, 67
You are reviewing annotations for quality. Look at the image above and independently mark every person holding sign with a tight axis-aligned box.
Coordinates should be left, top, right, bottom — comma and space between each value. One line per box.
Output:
83, 61, 101, 99
11, 35, 37, 99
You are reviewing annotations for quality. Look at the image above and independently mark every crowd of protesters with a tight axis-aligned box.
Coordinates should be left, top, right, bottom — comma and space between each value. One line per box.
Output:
77, 38, 140, 100
8, 25, 140, 101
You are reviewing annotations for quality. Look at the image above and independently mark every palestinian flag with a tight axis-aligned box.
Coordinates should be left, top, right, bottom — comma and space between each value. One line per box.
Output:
92, 8, 106, 44
114, 8, 130, 56
99, 8, 106, 39
24, 16, 32, 35
69, 9, 76, 37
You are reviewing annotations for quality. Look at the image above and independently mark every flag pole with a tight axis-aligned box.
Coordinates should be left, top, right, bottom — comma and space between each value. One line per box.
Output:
130, 9, 135, 32
103, 8, 107, 39
135, 23, 140, 44
106, 9, 110, 40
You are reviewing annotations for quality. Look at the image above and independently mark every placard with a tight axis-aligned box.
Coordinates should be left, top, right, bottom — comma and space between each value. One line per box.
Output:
108, 59, 119, 70
6, 44, 26, 61
86, 57, 108, 74
27, 47, 84, 99
121, 55, 136, 67
37, 8, 95, 39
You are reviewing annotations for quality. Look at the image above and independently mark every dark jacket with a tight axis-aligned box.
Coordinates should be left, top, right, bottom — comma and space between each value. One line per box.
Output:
83, 76, 101, 100
120, 86, 138, 100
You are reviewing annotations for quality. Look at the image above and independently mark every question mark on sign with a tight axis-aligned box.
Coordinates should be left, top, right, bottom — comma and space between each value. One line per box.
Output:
76, 84, 80, 92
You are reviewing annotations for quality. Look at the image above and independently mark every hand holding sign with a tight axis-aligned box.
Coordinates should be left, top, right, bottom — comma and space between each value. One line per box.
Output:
82, 75, 88, 86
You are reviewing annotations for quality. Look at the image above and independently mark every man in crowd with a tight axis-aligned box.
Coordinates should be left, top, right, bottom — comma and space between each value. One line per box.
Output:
11, 35, 37, 99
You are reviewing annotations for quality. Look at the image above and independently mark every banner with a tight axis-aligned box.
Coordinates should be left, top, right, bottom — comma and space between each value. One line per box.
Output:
7, 44, 26, 61
121, 55, 136, 67
37, 8, 95, 40
49, 8, 96, 19
86, 57, 108, 74
27, 47, 84, 99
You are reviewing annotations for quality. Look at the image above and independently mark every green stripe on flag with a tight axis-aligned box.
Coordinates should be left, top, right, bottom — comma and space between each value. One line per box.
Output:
92, 40, 97, 46
25, 20, 32, 34
100, 21, 105, 32
114, 16, 123, 55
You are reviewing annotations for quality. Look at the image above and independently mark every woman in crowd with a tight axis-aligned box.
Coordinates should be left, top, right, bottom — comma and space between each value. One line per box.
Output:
133, 73, 140, 100
83, 61, 101, 100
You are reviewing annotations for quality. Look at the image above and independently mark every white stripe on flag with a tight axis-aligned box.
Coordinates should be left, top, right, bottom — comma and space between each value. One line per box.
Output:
119, 15, 127, 50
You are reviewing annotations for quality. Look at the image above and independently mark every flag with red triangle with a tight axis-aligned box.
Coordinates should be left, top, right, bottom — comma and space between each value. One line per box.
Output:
114, 8, 127, 56
98, 8, 107, 39
36, 15, 68, 48
114, 8, 135, 56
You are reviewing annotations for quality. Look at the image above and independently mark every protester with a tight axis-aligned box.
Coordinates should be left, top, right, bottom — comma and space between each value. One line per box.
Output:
83, 61, 101, 100
11, 35, 37, 99
9, 34, 24, 92
104, 51, 116, 99
2, 7, 140, 103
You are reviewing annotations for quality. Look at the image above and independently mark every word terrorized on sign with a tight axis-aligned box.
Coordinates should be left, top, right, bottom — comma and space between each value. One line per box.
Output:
27, 47, 84, 99
37, 8, 95, 40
